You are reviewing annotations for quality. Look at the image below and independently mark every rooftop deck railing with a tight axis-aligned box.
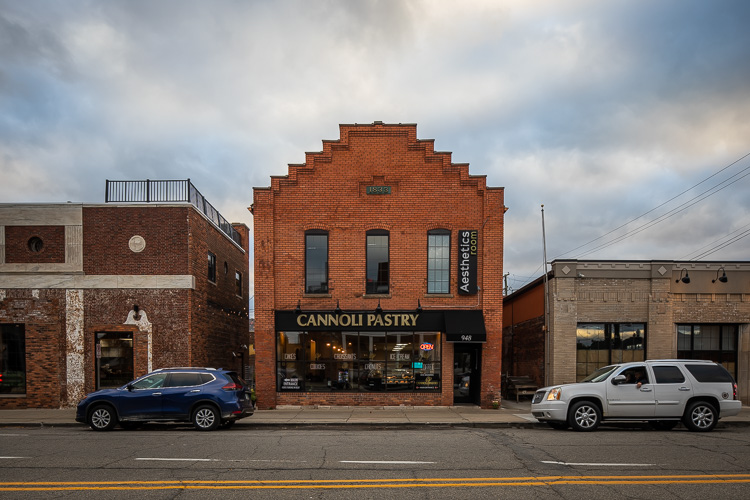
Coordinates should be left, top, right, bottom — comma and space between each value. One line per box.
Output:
105, 179, 242, 246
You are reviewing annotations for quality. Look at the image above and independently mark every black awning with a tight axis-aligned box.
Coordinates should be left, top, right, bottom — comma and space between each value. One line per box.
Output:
444, 310, 486, 343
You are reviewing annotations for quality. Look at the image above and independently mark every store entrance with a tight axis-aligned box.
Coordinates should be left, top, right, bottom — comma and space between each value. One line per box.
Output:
453, 343, 482, 405
95, 332, 134, 389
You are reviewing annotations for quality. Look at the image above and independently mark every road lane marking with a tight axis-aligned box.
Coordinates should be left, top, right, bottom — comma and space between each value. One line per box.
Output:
2, 474, 750, 491
542, 461, 656, 466
135, 458, 306, 463
340, 461, 436, 464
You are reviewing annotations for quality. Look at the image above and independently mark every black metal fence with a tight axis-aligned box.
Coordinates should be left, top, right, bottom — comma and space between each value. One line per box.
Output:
105, 179, 242, 246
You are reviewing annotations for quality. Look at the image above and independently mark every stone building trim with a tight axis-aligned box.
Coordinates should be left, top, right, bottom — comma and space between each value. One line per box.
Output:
0, 275, 195, 289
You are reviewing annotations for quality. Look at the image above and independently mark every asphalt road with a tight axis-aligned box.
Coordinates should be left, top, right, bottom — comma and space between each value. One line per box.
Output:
1, 424, 749, 499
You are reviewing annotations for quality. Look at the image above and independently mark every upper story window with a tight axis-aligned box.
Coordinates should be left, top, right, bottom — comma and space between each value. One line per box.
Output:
305, 231, 328, 294
207, 251, 217, 283
366, 230, 389, 294
427, 229, 450, 294
235, 271, 243, 297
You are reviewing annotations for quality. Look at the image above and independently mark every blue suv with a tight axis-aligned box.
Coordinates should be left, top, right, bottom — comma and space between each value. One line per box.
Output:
75, 367, 254, 431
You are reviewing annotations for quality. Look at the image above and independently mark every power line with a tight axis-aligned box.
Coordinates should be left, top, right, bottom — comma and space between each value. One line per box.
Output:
555, 151, 750, 260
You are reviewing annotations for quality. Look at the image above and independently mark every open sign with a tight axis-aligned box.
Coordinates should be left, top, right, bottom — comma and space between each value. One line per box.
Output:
420, 343, 434, 351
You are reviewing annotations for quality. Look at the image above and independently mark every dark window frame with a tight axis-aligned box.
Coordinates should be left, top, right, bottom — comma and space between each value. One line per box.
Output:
575, 322, 647, 381
427, 229, 451, 294
235, 270, 243, 297
305, 230, 329, 294
207, 251, 217, 283
366, 229, 389, 295
0, 323, 26, 395
677, 324, 738, 379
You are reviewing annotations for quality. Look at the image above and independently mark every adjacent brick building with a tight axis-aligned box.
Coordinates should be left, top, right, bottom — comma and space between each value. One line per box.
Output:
0, 181, 250, 408
251, 122, 506, 408
502, 259, 750, 403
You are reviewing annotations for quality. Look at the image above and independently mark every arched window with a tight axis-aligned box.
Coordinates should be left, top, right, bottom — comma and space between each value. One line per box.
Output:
305, 230, 328, 293
366, 230, 389, 294
427, 229, 450, 294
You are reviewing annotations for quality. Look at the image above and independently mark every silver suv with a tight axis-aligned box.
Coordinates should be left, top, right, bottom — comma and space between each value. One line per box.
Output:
531, 360, 741, 432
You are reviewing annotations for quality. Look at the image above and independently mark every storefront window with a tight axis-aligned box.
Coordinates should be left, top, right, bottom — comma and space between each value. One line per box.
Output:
0, 324, 25, 395
677, 324, 738, 378
576, 323, 645, 381
276, 330, 440, 392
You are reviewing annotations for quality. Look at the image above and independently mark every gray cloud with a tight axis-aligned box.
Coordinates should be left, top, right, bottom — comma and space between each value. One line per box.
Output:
1, 0, 749, 297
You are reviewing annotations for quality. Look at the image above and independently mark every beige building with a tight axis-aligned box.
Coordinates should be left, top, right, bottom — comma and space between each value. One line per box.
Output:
503, 260, 750, 404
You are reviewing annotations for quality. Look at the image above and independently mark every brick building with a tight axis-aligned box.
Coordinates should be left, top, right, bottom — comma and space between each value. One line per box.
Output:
251, 122, 506, 409
502, 259, 750, 403
0, 180, 250, 408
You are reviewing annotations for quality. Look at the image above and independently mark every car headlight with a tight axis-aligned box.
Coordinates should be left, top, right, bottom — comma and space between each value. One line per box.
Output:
546, 387, 562, 401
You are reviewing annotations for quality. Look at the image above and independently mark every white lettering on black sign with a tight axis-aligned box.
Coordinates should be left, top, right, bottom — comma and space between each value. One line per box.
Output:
458, 230, 478, 295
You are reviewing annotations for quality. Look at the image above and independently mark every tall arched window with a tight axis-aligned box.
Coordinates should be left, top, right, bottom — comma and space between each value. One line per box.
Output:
427, 229, 450, 294
366, 230, 389, 294
305, 230, 328, 294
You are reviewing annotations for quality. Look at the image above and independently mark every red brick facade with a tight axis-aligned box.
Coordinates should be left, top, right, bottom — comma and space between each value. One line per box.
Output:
5, 226, 65, 264
1, 201, 250, 408
252, 122, 505, 408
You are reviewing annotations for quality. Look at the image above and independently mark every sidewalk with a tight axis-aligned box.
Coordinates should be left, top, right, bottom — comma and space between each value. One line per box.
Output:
1, 401, 748, 429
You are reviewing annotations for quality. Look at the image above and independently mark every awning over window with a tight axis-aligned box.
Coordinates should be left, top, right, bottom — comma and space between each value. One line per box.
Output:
444, 310, 486, 343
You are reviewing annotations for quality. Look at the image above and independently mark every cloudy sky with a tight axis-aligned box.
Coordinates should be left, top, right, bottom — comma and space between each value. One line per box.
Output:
2, 0, 749, 301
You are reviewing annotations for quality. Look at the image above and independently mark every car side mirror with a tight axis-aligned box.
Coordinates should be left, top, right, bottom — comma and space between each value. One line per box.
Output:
612, 375, 626, 385
127, 384, 134, 392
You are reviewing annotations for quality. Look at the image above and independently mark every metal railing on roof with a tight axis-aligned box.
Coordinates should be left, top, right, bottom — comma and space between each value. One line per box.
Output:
105, 179, 242, 246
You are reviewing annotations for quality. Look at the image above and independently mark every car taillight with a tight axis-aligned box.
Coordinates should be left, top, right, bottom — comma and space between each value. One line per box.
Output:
222, 382, 241, 391
734, 383, 738, 400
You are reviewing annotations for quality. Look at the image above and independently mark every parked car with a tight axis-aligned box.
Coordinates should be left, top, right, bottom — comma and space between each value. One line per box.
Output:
531, 360, 741, 432
76, 367, 254, 431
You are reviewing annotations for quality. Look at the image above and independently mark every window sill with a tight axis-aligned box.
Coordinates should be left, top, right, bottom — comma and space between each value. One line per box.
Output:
303, 293, 332, 298
424, 293, 454, 298
363, 294, 392, 299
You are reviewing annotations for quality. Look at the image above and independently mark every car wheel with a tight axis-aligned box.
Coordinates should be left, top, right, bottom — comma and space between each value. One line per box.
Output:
88, 404, 117, 431
683, 401, 718, 432
547, 421, 569, 430
568, 401, 601, 432
192, 405, 220, 431
648, 420, 678, 431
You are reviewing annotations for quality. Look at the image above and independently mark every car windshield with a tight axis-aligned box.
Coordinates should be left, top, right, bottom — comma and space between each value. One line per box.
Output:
580, 365, 619, 383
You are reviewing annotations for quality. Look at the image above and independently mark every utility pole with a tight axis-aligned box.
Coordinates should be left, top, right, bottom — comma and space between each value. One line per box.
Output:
542, 205, 550, 386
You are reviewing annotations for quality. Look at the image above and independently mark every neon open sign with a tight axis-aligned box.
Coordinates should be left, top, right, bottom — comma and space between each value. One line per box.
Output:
420, 343, 434, 351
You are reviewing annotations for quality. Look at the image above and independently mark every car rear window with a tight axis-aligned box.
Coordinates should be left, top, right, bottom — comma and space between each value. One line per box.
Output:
685, 364, 734, 383
653, 366, 685, 384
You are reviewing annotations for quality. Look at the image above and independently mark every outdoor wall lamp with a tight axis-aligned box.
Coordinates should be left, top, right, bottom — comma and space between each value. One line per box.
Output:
676, 269, 690, 284
295, 300, 301, 315
416, 299, 422, 313
334, 300, 342, 314
375, 299, 383, 314
712, 267, 728, 283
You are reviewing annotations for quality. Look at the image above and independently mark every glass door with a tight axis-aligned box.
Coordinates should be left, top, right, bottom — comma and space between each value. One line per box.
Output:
453, 344, 481, 405
95, 332, 134, 389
